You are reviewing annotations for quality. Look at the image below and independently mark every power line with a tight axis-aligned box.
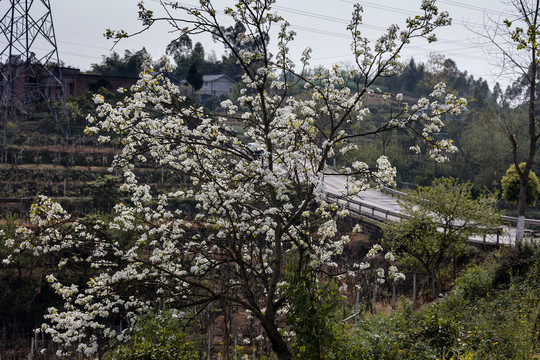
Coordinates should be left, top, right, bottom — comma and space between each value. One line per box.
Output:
438, 0, 504, 15
289, 25, 351, 39
273, 2, 490, 48
338, 0, 503, 29
272, 5, 349, 25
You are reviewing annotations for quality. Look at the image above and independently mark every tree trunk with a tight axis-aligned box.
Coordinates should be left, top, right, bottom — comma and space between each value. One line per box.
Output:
516, 179, 528, 244
265, 326, 292, 360
432, 268, 437, 299
516, 161, 531, 245
516, 215, 526, 244
511, 16, 539, 245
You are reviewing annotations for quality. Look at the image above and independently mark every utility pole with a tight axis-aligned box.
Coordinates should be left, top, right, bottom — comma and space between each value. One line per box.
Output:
0, 0, 70, 146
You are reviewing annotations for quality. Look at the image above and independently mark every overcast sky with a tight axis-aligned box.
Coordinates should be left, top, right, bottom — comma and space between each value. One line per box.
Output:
2, 0, 514, 89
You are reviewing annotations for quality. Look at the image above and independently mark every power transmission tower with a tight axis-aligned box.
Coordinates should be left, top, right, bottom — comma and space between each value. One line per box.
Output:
0, 0, 70, 146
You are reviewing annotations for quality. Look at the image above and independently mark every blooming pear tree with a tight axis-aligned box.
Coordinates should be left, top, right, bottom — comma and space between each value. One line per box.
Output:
3, 0, 466, 358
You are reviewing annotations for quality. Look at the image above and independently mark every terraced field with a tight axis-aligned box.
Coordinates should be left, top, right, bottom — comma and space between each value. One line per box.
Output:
0, 140, 188, 215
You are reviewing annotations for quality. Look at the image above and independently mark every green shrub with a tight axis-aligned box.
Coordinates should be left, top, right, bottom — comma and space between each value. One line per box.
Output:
287, 274, 341, 360
411, 304, 463, 359
453, 265, 493, 302
330, 309, 413, 360
107, 310, 197, 360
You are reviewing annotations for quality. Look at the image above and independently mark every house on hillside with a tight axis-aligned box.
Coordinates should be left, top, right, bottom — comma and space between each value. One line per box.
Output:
200, 74, 235, 96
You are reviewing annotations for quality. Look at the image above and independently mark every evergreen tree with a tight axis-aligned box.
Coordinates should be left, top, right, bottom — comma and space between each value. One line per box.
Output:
89, 48, 150, 77
186, 62, 203, 91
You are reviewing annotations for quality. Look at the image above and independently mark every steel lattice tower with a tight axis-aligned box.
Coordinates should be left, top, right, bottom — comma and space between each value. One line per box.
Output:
0, 0, 70, 145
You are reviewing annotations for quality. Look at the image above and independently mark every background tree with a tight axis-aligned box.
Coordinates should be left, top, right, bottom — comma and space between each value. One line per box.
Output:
399, 58, 425, 93
191, 42, 205, 69
7, 1, 461, 359
167, 36, 221, 81
89, 48, 150, 77
479, 0, 540, 242
166, 34, 193, 80
185, 62, 204, 93
216, 21, 270, 81
383, 177, 501, 295
502, 162, 540, 207
88, 175, 123, 212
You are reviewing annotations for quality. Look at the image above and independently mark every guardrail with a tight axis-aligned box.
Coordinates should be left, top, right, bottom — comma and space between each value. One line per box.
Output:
379, 187, 540, 229
501, 215, 540, 227
381, 187, 407, 199
326, 192, 404, 222
326, 191, 505, 245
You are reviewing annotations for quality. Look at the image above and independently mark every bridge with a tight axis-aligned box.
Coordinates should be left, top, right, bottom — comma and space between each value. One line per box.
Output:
323, 174, 540, 247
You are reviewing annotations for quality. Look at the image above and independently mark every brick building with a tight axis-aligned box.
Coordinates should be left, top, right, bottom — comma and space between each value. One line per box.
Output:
60, 68, 139, 97
0, 63, 140, 100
